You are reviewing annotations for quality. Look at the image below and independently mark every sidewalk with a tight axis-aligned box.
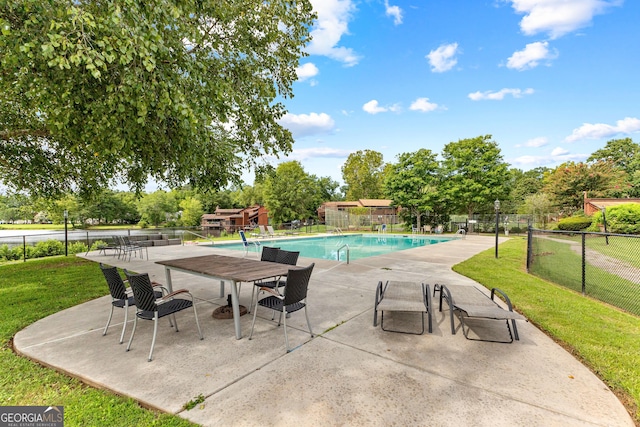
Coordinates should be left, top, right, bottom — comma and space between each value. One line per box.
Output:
13, 235, 634, 426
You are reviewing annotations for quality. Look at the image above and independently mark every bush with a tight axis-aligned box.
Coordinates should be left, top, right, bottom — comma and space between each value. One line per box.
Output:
557, 216, 592, 231
603, 203, 640, 234
0, 244, 20, 261
32, 240, 65, 257
68, 241, 88, 254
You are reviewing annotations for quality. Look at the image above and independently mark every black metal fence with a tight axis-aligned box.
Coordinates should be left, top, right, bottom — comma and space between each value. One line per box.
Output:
0, 228, 190, 262
527, 227, 640, 316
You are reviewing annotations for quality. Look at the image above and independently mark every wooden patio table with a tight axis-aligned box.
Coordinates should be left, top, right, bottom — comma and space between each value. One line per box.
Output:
156, 254, 301, 339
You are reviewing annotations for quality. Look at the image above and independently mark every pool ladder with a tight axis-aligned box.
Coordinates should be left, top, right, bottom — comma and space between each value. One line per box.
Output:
337, 243, 350, 264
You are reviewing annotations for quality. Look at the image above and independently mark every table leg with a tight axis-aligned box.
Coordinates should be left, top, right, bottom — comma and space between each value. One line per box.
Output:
230, 279, 242, 339
164, 267, 173, 293
219, 280, 225, 298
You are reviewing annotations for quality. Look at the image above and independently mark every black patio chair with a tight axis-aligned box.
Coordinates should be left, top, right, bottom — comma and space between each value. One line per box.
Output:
249, 263, 315, 352
124, 270, 203, 361
100, 263, 166, 344
249, 248, 298, 313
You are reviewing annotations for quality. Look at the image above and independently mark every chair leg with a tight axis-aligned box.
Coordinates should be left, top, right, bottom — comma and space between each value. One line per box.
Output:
126, 315, 138, 352
249, 285, 256, 313
192, 303, 203, 340
148, 313, 159, 362
282, 308, 290, 352
119, 303, 129, 344
172, 314, 179, 332
103, 305, 115, 336
304, 305, 314, 337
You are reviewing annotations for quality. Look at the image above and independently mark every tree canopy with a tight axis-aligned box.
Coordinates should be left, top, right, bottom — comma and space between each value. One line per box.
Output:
542, 161, 628, 214
0, 0, 315, 198
440, 135, 510, 217
263, 161, 316, 224
341, 150, 386, 200
384, 148, 440, 230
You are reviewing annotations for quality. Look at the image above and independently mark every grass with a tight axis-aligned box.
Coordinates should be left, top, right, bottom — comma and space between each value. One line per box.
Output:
531, 236, 640, 315
0, 256, 196, 427
454, 237, 640, 423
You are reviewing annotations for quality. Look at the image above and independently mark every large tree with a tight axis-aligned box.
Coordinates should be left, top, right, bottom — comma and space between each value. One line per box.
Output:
543, 161, 628, 215
440, 135, 510, 217
341, 150, 385, 200
263, 161, 316, 225
0, 1, 315, 198
507, 167, 548, 213
384, 149, 440, 231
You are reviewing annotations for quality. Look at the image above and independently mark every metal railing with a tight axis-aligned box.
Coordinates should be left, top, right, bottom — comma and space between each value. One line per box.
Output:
337, 244, 350, 264
181, 230, 216, 245
527, 227, 640, 316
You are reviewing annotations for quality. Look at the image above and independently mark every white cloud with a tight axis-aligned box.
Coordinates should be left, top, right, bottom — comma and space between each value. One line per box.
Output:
517, 137, 549, 148
279, 112, 335, 138
307, 0, 361, 66
508, 0, 622, 39
296, 63, 319, 81
409, 98, 438, 112
385, 1, 403, 25
511, 152, 588, 167
362, 100, 400, 114
507, 42, 558, 71
468, 88, 534, 101
506, 41, 558, 71
565, 117, 640, 142
427, 43, 459, 73
551, 147, 569, 156
289, 147, 352, 161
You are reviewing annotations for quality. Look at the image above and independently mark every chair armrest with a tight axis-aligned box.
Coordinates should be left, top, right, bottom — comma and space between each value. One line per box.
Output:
259, 287, 284, 298
157, 288, 192, 304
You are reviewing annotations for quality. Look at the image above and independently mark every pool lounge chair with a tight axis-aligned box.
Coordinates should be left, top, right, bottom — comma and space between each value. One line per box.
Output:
438, 284, 525, 343
374, 280, 432, 335
239, 230, 260, 256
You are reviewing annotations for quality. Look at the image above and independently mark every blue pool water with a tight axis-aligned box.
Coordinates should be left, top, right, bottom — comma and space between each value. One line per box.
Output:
216, 234, 456, 261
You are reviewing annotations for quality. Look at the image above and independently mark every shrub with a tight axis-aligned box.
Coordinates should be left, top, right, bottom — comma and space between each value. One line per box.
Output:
68, 241, 88, 254
32, 240, 65, 257
604, 203, 640, 234
557, 216, 592, 231
0, 244, 20, 261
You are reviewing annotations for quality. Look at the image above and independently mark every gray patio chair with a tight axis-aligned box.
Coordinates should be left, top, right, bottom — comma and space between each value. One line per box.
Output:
117, 235, 147, 261
249, 263, 315, 352
99, 263, 166, 344
124, 270, 203, 361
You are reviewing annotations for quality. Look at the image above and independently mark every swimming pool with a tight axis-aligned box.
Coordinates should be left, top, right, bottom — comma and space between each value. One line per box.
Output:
215, 234, 456, 261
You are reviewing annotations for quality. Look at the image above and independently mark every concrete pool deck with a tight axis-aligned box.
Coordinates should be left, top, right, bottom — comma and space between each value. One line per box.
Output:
13, 234, 634, 426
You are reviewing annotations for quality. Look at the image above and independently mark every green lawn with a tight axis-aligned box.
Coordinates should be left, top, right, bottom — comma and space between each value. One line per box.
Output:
454, 237, 640, 423
0, 257, 196, 427
530, 235, 640, 316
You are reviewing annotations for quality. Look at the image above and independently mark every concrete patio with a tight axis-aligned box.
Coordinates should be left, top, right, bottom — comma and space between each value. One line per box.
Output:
13, 235, 634, 426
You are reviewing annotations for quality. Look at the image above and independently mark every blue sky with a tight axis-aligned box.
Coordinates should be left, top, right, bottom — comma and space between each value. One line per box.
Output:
256, 0, 640, 186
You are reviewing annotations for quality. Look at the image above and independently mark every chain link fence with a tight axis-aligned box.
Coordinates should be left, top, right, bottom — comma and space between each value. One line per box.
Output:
527, 227, 640, 316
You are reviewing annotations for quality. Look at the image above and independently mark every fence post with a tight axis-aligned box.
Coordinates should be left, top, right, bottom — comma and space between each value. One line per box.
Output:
526, 226, 532, 272
23, 235, 26, 262
581, 232, 586, 295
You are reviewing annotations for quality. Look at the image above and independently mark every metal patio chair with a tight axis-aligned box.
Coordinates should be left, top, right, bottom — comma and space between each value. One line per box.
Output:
99, 263, 166, 344
124, 270, 203, 361
249, 263, 315, 352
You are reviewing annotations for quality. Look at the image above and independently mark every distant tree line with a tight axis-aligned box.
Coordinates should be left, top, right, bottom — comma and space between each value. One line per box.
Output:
0, 136, 637, 229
